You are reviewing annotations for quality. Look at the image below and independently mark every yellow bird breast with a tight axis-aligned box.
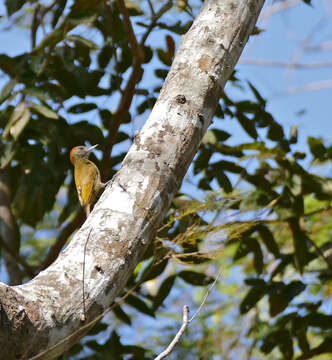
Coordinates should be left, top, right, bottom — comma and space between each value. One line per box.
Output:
74, 160, 99, 207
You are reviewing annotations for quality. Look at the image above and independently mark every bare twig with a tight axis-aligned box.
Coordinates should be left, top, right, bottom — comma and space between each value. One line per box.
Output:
81, 229, 93, 322
31, 4, 41, 49
117, 0, 144, 61
102, 0, 145, 167
154, 267, 222, 360
102, 0, 173, 169
154, 305, 189, 360
140, 0, 173, 46
147, 0, 156, 16
240, 59, 332, 69
261, 0, 300, 20
305, 40, 332, 52
287, 79, 332, 94
31, 1, 58, 49
40, 209, 85, 270
188, 267, 222, 323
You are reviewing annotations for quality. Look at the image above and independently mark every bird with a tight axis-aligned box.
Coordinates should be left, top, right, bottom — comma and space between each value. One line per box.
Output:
70, 144, 108, 216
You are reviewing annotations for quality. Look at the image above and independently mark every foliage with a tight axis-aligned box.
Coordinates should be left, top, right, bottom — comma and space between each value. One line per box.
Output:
0, 0, 331, 359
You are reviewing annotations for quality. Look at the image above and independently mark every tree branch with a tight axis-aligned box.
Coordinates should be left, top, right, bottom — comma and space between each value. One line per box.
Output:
102, 0, 173, 169
102, 0, 144, 168
154, 305, 189, 360
140, 0, 173, 46
154, 267, 222, 359
240, 59, 332, 69
0, 1, 265, 358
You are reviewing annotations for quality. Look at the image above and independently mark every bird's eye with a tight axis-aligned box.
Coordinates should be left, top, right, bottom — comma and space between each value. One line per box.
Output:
79, 146, 84, 150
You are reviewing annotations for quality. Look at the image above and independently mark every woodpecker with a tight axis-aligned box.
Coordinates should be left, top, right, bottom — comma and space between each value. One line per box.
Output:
70, 144, 107, 216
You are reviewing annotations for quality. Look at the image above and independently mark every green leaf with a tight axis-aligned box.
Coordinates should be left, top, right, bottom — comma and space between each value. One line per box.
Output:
98, 45, 114, 68
122, 345, 147, 357
0, 79, 16, 104
245, 278, 266, 286
125, 294, 155, 317
194, 148, 212, 174
237, 113, 258, 139
157, 49, 172, 67
215, 170, 232, 193
234, 237, 264, 274
0, 141, 17, 169
86, 340, 104, 352
116, 45, 132, 73
113, 306, 132, 325
116, 131, 129, 144
178, 270, 214, 286
240, 286, 265, 314
296, 328, 310, 354
288, 218, 310, 273
99, 109, 112, 127
304, 313, 332, 329
236, 100, 261, 114
252, 238, 264, 274
269, 281, 305, 317
51, 0, 67, 28
279, 330, 294, 360
68, 103, 97, 114
67, 9, 97, 25
257, 225, 280, 258
71, 121, 104, 145
23, 87, 50, 101
88, 322, 108, 335
142, 45, 153, 64
155, 69, 169, 79
267, 122, 284, 141
156, 20, 193, 35
124, 0, 144, 16
261, 330, 282, 354
213, 160, 243, 174
31, 53, 48, 75
29, 103, 59, 119
271, 255, 293, 278
68, 343, 83, 356
3, 102, 31, 139
248, 81, 266, 106
212, 129, 231, 142
66, 35, 99, 50
153, 275, 176, 311
308, 136, 326, 160
140, 258, 169, 282
5, 0, 24, 16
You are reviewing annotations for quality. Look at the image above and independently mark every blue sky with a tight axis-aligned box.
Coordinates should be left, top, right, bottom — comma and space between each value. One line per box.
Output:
1, 0, 331, 274
0, 1, 331, 355
1, 0, 331, 146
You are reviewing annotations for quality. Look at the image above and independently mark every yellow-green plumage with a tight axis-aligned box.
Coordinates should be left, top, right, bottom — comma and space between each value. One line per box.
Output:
70, 145, 106, 216
74, 159, 102, 209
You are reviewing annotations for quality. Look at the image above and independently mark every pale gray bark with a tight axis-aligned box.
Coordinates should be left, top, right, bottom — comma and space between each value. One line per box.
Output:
0, 0, 265, 358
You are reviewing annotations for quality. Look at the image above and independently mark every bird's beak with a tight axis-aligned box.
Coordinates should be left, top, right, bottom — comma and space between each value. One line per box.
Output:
87, 144, 98, 152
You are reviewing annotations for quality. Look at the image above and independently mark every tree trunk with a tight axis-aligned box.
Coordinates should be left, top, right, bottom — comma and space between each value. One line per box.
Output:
0, 0, 264, 358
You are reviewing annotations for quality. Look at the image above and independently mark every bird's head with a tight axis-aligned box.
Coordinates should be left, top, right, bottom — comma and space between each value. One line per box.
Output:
70, 144, 98, 164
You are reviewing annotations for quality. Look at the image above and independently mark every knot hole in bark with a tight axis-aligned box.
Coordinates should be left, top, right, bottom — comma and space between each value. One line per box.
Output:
175, 94, 186, 104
